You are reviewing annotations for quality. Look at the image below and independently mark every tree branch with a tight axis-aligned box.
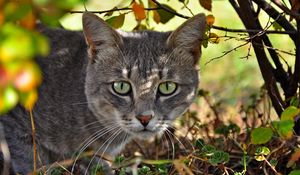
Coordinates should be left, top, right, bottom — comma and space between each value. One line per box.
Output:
211, 25, 296, 35
253, 0, 297, 42
271, 0, 300, 20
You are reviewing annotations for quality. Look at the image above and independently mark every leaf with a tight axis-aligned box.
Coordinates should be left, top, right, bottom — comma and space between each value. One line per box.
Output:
281, 106, 300, 121
272, 120, 294, 139
195, 138, 205, 149
255, 146, 270, 156
287, 149, 300, 168
0, 86, 18, 114
206, 14, 215, 26
209, 33, 220, 44
251, 127, 273, 144
132, 2, 146, 21
157, 4, 176, 24
208, 151, 230, 166
153, 10, 160, 24
105, 14, 125, 29
272, 22, 282, 31
199, 0, 212, 11
201, 145, 216, 156
19, 89, 38, 111
13, 62, 41, 92
289, 170, 300, 175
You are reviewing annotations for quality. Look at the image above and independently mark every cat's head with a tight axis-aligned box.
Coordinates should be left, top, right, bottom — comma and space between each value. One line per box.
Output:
82, 12, 206, 140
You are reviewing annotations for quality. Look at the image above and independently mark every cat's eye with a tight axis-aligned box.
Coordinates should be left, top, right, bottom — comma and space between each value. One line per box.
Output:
158, 82, 177, 95
112, 81, 131, 95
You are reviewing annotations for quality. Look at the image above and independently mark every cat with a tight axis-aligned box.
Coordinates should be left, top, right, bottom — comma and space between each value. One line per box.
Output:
0, 12, 206, 174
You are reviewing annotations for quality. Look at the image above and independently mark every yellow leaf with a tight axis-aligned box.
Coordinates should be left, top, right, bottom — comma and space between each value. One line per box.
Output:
19, 10, 36, 30
132, 2, 146, 21
206, 14, 215, 26
153, 10, 160, 24
209, 33, 220, 44
199, 0, 212, 11
287, 149, 300, 168
20, 89, 38, 110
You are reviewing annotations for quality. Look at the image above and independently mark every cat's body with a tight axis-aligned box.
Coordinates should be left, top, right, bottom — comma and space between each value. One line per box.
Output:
0, 13, 206, 174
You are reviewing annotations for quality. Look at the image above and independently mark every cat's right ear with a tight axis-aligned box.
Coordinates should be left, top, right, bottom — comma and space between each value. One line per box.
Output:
82, 12, 123, 61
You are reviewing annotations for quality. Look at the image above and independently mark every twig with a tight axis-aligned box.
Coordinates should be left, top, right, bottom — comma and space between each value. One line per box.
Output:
211, 25, 296, 35
29, 109, 37, 174
69, 8, 296, 35
68, 7, 161, 14
151, 0, 190, 19
271, 0, 300, 20
205, 41, 250, 65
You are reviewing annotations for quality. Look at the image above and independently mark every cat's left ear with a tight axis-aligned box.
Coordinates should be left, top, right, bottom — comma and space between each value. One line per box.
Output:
82, 12, 123, 60
167, 14, 206, 65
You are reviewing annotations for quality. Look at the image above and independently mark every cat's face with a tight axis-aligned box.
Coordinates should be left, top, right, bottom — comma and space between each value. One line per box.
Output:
82, 12, 206, 139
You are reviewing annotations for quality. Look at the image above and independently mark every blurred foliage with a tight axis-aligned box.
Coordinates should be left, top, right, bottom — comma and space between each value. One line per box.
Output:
0, 0, 85, 114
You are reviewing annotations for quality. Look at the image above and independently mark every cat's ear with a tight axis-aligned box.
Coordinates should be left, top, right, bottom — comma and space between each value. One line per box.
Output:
167, 14, 206, 65
82, 12, 123, 60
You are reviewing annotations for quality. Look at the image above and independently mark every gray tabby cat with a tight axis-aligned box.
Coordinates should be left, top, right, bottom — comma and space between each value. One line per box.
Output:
0, 12, 206, 174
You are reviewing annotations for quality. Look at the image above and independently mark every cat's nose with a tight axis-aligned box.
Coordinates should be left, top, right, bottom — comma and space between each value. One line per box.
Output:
136, 115, 152, 127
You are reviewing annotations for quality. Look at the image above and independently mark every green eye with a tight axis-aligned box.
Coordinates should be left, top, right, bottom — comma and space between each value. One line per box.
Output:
112, 81, 131, 95
158, 82, 177, 95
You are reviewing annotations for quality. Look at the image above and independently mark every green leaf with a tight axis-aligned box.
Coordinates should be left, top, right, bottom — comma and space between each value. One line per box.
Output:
289, 170, 300, 175
0, 86, 18, 114
251, 127, 273, 144
281, 106, 300, 121
106, 14, 125, 29
201, 145, 216, 156
157, 4, 175, 24
195, 138, 205, 149
208, 151, 229, 166
272, 120, 294, 139
138, 165, 151, 174
273, 22, 283, 31
255, 146, 270, 156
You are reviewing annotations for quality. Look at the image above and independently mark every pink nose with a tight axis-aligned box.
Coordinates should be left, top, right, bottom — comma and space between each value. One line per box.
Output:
136, 115, 152, 127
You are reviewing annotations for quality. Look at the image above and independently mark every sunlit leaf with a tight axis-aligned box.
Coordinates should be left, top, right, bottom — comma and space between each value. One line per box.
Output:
209, 33, 220, 44
272, 22, 282, 31
106, 14, 125, 29
153, 10, 160, 24
206, 14, 215, 26
132, 2, 146, 21
272, 120, 294, 139
281, 106, 300, 121
13, 62, 41, 92
157, 4, 175, 24
251, 127, 273, 144
255, 146, 270, 156
199, 0, 212, 11
0, 86, 18, 114
19, 89, 38, 110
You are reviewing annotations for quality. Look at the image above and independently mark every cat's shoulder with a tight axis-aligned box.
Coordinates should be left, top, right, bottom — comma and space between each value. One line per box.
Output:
35, 24, 87, 69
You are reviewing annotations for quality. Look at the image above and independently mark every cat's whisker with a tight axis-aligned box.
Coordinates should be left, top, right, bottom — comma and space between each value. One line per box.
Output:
164, 130, 175, 160
164, 128, 189, 154
165, 125, 196, 153
84, 128, 123, 175
71, 124, 120, 173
